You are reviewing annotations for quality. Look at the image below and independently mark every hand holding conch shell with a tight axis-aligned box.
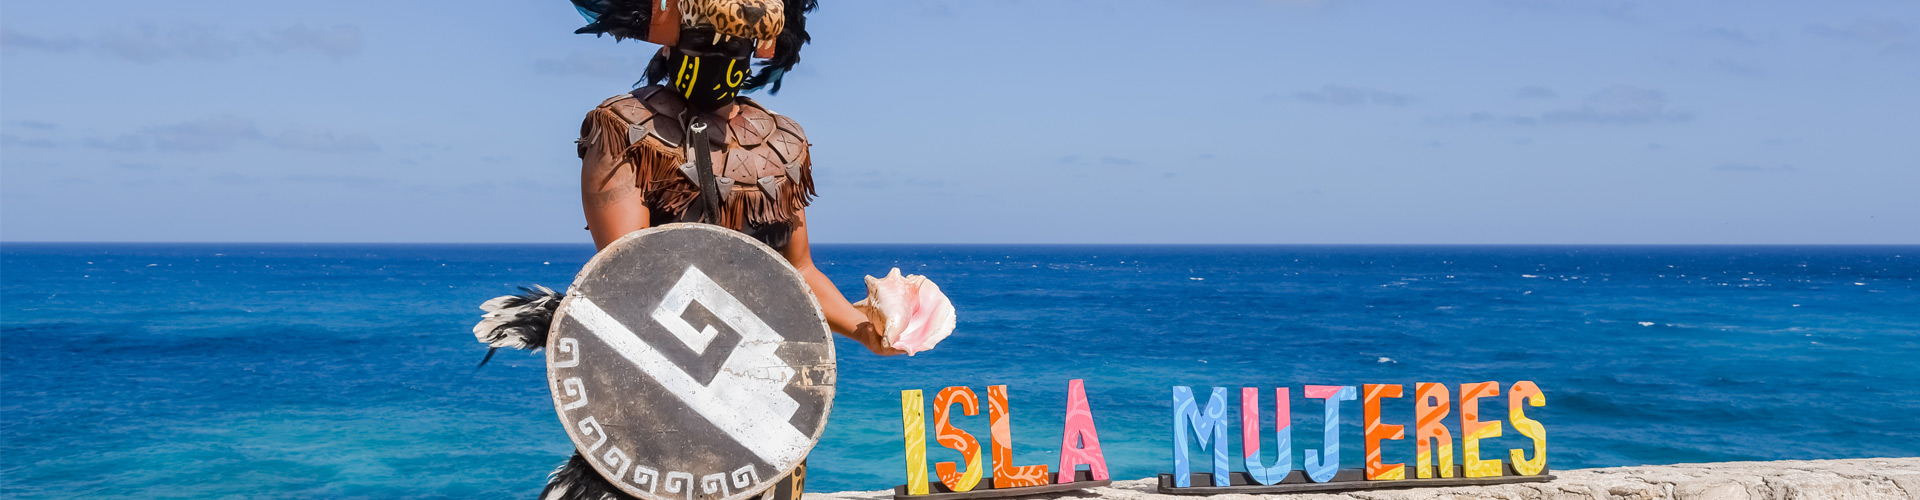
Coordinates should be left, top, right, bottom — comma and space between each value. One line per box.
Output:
852, 268, 956, 355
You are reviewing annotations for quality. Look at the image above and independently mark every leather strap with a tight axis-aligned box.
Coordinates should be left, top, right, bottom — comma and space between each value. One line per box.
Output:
687, 117, 722, 224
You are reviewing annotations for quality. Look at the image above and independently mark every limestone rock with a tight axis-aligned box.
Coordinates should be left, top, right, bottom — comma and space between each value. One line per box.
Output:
805, 458, 1920, 500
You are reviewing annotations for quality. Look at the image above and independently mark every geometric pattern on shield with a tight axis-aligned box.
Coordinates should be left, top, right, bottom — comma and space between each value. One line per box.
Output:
552, 265, 813, 499
545, 224, 834, 500
570, 266, 810, 464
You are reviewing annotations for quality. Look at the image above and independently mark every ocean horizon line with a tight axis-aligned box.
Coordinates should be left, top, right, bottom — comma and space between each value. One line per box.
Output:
4, 241, 1918, 248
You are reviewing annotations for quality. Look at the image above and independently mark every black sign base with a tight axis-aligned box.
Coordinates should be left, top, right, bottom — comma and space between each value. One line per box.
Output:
1156, 465, 1552, 495
894, 471, 1112, 500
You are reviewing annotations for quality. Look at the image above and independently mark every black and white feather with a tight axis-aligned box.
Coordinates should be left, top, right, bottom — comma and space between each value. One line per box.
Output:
540, 452, 638, 500
472, 285, 565, 367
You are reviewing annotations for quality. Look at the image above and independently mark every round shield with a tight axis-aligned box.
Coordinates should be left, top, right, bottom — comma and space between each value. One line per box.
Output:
547, 223, 836, 500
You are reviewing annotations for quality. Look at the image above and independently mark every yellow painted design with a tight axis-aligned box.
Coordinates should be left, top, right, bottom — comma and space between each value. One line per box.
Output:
676, 56, 700, 99
1376, 466, 1405, 480
726, 58, 745, 87
901, 390, 929, 495
951, 450, 983, 491
1508, 381, 1548, 476
1414, 383, 1455, 479
1462, 424, 1504, 477
1461, 382, 1504, 478
933, 387, 984, 492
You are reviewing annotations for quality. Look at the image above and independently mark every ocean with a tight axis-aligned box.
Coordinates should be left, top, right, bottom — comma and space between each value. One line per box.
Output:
3, 244, 1917, 499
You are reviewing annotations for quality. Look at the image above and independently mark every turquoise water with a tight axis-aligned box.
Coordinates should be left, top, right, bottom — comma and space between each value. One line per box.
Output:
3, 244, 1917, 499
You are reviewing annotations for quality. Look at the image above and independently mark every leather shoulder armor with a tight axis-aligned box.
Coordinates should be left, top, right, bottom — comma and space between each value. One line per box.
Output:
578, 88, 815, 233
578, 87, 686, 159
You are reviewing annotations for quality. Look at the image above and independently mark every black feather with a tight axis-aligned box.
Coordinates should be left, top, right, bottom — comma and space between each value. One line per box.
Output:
745, 0, 817, 94
475, 347, 499, 369
570, 0, 655, 41
540, 452, 639, 500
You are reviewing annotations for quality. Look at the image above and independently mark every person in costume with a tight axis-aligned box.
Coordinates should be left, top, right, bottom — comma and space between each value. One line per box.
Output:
469, 1, 955, 498
569, 0, 908, 359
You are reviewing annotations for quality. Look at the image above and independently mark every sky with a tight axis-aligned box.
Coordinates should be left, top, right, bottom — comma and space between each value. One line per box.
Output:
2, 0, 1916, 244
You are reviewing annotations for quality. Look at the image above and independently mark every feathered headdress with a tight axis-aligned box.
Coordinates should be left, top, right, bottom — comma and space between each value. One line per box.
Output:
568, 0, 816, 94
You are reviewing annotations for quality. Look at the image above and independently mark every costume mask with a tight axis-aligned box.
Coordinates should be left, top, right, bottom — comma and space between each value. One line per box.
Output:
668, 49, 749, 111
571, 0, 808, 91
682, 0, 785, 40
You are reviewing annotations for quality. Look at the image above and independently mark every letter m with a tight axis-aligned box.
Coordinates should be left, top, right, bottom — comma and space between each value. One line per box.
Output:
1171, 386, 1230, 487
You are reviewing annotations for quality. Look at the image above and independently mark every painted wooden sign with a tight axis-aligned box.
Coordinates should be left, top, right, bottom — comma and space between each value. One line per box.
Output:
894, 380, 1113, 500
1160, 381, 1552, 495
547, 223, 836, 500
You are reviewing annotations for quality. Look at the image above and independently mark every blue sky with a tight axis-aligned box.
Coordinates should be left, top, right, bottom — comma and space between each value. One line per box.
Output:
2, 0, 1915, 244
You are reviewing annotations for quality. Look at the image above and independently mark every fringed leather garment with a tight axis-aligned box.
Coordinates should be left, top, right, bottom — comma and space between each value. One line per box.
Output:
580, 85, 816, 251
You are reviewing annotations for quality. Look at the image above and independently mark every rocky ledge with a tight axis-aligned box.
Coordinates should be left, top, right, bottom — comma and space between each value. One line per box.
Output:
809, 457, 1920, 500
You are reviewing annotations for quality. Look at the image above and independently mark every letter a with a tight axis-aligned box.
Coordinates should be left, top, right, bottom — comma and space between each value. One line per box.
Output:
1056, 379, 1109, 483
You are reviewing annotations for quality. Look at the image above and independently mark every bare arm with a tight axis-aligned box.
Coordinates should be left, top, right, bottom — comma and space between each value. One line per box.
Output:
784, 210, 905, 356
582, 138, 649, 250
582, 140, 898, 355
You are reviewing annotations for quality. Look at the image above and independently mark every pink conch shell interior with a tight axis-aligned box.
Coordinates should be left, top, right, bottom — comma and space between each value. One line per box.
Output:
852, 268, 956, 355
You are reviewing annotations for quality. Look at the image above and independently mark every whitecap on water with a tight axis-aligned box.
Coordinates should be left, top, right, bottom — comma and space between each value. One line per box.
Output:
1639, 321, 1655, 326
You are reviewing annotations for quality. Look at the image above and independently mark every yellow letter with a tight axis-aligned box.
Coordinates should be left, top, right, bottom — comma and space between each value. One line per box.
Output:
1507, 381, 1547, 476
902, 390, 929, 494
1459, 382, 1504, 478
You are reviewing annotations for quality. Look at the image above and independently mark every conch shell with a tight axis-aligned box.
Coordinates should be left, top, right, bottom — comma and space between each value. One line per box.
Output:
852, 268, 956, 355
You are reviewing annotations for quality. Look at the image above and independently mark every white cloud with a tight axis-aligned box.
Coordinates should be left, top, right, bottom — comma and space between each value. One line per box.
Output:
81, 117, 377, 154
1448, 85, 1691, 126
1806, 20, 1914, 55
1514, 85, 1557, 99
1, 24, 365, 63
534, 52, 648, 79
1293, 85, 1414, 107
1539, 85, 1690, 125
146, 116, 261, 152
271, 129, 380, 153
257, 25, 363, 61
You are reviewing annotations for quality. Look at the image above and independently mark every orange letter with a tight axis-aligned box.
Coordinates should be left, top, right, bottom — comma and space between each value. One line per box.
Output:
1414, 383, 1455, 478
933, 387, 983, 491
1363, 384, 1406, 480
989, 385, 1051, 488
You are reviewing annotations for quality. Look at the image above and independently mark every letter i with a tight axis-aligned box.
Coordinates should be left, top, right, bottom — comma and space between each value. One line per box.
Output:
902, 389, 929, 495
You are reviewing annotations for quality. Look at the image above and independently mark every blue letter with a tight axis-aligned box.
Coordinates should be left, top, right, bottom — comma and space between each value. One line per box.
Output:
1242, 387, 1293, 485
1303, 385, 1357, 483
1172, 386, 1230, 487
